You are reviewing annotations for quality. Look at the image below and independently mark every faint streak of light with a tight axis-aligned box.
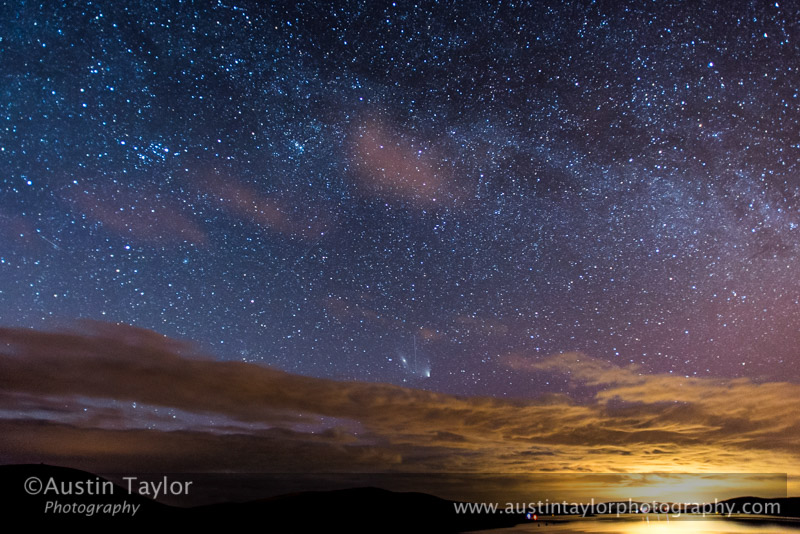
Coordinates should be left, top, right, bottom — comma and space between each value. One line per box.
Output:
36, 230, 61, 250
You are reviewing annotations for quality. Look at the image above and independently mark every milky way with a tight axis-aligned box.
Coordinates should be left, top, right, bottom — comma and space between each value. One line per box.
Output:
2, 1, 799, 396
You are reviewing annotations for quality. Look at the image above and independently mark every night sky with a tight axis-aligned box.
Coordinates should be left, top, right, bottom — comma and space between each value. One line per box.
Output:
5, 0, 799, 395
2, 0, 800, 494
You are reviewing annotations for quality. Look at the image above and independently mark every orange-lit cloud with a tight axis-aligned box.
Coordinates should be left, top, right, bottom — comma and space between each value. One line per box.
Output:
198, 174, 329, 240
349, 119, 464, 207
1, 325, 798, 498
65, 186, 207, 245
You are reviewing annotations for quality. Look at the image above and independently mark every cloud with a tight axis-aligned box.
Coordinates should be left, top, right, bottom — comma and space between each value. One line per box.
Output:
0, 418, 401, 474
61, 173, 332, 246
507, 351, 800, 438
64, 185, 207, 245
504, 351, 642, 385
1, 325, 799, 497
349, 119, 465, 207
197, 174, 329, 240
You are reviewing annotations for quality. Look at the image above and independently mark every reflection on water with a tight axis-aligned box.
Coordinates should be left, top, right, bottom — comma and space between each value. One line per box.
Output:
481, 514, 800, 533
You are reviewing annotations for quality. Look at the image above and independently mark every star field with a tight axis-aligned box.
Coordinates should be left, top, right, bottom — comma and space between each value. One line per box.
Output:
2, 0, 799, 397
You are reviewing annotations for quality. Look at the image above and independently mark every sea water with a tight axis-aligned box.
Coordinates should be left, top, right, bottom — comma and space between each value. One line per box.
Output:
479, 514, 800, 533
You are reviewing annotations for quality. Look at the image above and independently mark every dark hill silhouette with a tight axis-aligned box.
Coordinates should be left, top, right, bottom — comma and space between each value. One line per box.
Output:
193, 485, 529, 532
0, 464, 173, 521
0, 464, 527, 531
4, 464, 796, 530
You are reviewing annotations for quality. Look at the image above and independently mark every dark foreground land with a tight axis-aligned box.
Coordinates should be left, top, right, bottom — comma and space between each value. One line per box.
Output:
0, 464, 527, 532
3, 464, 798, 532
